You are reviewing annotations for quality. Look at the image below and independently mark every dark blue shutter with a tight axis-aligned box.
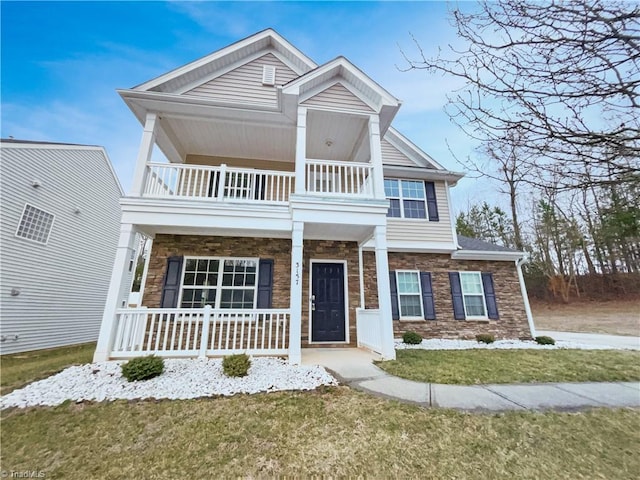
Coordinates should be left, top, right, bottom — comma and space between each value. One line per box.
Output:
389, 271, 399, 320
420, 272, 436, 320
449, 272, 465, 320
256, 259, 274, 308
160, 256, 184, 308
424, 181, 439, 221
482, 272, 499, 319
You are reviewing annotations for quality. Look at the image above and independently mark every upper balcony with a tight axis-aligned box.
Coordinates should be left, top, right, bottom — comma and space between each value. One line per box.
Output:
142, 158, 375, 205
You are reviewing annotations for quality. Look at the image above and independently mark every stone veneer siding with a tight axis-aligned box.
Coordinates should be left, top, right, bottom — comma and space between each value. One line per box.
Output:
143, 235, 292, 309
363, 251, 531, 340
143, 235, 361, 348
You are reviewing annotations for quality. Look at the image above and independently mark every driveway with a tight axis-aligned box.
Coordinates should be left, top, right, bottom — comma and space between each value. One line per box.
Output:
536, 330, 640, 350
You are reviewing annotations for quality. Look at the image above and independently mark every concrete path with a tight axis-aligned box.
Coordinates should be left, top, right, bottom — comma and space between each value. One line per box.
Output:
302, 348, 640, 412
537, 330, 640, 350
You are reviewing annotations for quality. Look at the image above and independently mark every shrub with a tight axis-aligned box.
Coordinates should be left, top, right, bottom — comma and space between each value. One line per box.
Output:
402, 331, 423, 345
476, 333, 495, 344
535, 335, 556, 345
121, 355, 164, 382
222, 353, 251, 377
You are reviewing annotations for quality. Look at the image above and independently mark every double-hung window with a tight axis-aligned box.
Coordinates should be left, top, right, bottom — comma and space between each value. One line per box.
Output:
384, 179, 427, 219
180, 257, 258, 309
459, 272, 487, 318
396, 271, 423, 318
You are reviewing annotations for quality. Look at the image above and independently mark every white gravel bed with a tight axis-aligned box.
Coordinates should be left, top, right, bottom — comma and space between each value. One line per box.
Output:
395, 338, 632, 350
1, 357, 337, 410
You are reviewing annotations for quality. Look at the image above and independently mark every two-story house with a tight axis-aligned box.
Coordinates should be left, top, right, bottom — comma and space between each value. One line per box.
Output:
94, 29, 535, 364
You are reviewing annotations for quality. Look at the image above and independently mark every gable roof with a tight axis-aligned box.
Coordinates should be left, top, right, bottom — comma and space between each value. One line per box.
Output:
134, 29, 317, 94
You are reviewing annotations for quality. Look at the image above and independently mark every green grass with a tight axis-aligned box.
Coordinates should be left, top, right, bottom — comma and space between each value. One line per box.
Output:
0, 343, 95, 395
1, 389, 639, 479
376, 349, 640, 384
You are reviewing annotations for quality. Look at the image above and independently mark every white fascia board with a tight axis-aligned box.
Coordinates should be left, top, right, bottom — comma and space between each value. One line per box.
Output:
289, 196, 388, 226
384, 127, 445, 170
134, 29, 316, 92
383, 165, 465, 184
361, 240, 457, 253
451, 250, 525, 261
120, 198, 293, 230
119, 89, 284, 120
283, 57, 400, 108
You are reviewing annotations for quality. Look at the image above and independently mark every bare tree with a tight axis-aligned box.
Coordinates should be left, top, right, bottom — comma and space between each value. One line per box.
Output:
402, 0, 640, 189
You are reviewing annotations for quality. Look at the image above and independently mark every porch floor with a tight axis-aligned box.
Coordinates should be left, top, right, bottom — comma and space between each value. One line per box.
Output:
301, 348, 381, 379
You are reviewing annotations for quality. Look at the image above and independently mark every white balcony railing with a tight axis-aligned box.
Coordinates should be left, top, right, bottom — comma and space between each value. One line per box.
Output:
110, 307, 290, 358
305, 159, 374, 197
143, 163, 295, 204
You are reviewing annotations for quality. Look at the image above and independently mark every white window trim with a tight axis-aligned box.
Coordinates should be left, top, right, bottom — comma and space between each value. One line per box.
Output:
178, 256, 260, 309
396, 270, 424, 320
384, 178, 427, 220
14, 203, 56, 245
459, 271, 489, 320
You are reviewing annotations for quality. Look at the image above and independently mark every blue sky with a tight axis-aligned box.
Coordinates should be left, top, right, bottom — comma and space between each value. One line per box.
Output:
2, 0, 487, 210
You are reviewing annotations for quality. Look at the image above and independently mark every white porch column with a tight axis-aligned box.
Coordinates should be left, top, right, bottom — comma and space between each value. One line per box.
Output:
368, 116, 385, 199
130, 112, 158, 196
373, 225, 396, 360
294, 107, 307, 195
94, 223, 138, 362
289, 221, 304, 364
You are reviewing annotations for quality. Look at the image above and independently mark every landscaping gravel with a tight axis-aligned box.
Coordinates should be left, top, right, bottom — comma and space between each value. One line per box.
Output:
1, 357, 337, 409
395, 338, 633, 350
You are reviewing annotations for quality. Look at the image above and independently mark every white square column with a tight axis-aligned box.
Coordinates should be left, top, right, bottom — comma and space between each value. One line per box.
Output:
94, 223, 138, 362
288, 221, 304, 364
294, 107, 307, 195
374, 225, 396, 360
130, 112, 158, 196
368, 116, 386, 199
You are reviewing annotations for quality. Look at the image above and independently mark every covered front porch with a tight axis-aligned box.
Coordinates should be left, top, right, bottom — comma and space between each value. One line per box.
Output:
95, 223, 396, 363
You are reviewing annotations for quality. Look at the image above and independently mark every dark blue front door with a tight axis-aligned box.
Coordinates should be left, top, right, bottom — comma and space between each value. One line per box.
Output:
311, 262, 346, 342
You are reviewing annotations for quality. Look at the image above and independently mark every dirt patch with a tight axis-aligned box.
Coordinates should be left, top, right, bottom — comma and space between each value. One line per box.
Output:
531, 300, 640, 336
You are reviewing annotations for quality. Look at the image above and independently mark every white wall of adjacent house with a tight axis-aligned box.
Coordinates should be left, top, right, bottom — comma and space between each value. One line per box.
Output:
0, 143, 124, 354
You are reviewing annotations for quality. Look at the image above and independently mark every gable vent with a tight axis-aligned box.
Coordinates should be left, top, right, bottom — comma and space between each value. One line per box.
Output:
262, 65, 276, 86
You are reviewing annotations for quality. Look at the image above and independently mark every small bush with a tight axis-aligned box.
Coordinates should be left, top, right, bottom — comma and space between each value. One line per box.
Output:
121, 355, 164, 382
222, 353, 251, 377
535, 335, 556, 345
402, 331, 423, 345
476, 333, 495, 344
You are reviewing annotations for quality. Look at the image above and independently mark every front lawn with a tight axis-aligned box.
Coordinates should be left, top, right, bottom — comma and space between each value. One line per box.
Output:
0, 343, 95, 395
1, 389, 639, 479
376, 349, 640, 384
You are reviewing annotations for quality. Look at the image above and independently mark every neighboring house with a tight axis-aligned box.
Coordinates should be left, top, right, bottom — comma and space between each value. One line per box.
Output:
0, 140, 124, 354
94, 29, 535, 364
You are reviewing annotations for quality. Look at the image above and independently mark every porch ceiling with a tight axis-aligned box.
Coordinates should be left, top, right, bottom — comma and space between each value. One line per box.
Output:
306, 110, 370, 162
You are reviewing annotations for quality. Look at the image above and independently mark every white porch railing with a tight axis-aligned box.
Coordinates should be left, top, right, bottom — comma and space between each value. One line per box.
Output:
356, 308, 383, 354
305, 159, 374, 197
110, 307, 290, 358
143, 163, 295, 204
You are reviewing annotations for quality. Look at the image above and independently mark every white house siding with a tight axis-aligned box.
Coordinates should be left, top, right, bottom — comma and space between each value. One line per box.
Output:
381, 138, 416, 167
301, 83, 374, 113
183, 53, 298, 106
385, 181, 454, 244
0, 144, 123, 354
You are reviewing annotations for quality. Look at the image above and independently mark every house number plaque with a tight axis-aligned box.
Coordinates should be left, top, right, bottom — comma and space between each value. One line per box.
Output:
295, 262, 300, 285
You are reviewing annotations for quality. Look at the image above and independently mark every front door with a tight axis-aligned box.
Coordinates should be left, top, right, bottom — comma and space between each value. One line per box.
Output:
311, 262, 346, 342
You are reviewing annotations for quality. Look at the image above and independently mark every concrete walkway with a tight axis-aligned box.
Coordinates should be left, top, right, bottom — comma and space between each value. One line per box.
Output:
537, 330, 640, 350
302, 348, 640, 412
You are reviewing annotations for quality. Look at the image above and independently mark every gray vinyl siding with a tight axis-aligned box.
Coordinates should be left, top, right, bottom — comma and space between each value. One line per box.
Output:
183, 53, 298, 106
302, 83, 374, 112
386, 181, 454, 244
381, 138, 416, 167
0, 144, 123, 354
